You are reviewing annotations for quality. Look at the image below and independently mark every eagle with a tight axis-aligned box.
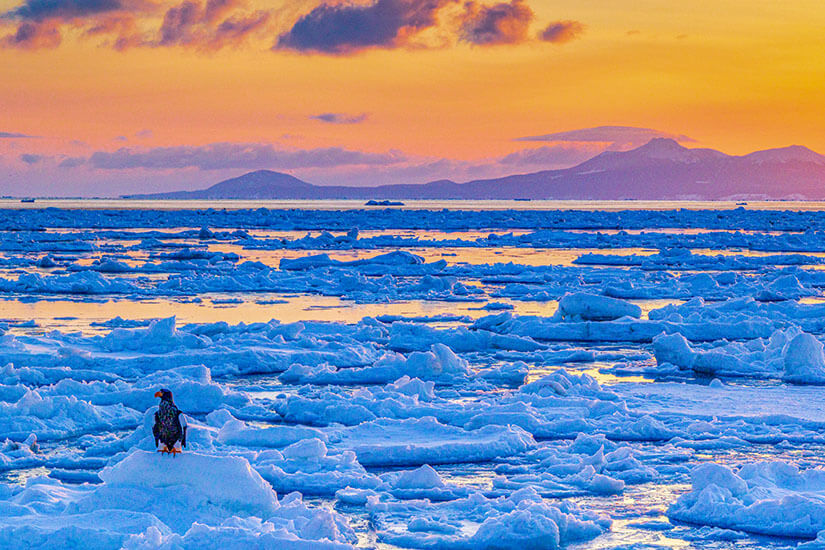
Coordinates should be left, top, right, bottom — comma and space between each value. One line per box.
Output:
153, 388, 187, 455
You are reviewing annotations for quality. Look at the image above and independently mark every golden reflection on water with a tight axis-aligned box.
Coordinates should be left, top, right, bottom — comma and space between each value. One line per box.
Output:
525, 364, 653, 386
690, 247, 825, 258
0, 295, 486, 333
569, 483, 693, 550
0, 295, 557, 334
206, 243, 657, 268
1, 467, 49, 485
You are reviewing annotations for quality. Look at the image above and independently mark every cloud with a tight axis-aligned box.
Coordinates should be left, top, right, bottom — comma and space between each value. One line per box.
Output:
19, 153, 44, 164
3, 0, 124, 21
539, 20, 584, 43
203, 0, 235, 23
82, 13, 144, 49
58, 156, 86, 168
275, 0, 454, 54
1, 20, 61, 48
458, 0, 533, 46
210, 11, 269, 47
158, 1, 202, 45
3, 0, 588, 52
155, 0, 268, 49
83, 142, 407, 170
499, 144, 603, 167
0, 131, 37, 138
311, 112, 368, 124
2, 0, 268, 50
135, 129, 153, 138
516, 125, 696, 150
2, 0, 144, 49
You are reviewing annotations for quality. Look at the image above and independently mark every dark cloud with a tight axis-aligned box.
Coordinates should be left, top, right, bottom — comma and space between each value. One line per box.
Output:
458, 0, 533, 46
158, 1, 200, 45
275, 0, 454, 54
85, 142, 406, 170
135, 129, 153, 138
1, 20, 61, 48
539, 20, 584, 43
0, 131, 37, 138
516, 126, 695, 149
3, 0, 123, 21
311, 112, 368, 125
19, 153, 44, 164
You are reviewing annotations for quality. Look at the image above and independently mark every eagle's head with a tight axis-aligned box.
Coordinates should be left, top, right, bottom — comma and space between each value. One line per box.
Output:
154, 388, 174, 402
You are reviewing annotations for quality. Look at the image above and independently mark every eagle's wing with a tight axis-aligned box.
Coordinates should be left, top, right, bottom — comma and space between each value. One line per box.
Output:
152, 411, 160, 447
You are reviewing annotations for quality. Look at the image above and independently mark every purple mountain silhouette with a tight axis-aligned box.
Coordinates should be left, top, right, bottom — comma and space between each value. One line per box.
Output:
129, 138, 825, 200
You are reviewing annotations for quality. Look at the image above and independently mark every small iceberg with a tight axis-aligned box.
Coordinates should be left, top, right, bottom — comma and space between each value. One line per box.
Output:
365, 200, 404, 206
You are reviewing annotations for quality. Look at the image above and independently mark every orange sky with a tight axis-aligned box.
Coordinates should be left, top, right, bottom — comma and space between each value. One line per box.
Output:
1, 0, 824, 195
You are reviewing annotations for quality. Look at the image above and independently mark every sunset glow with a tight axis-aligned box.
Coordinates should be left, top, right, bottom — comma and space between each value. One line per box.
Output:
1, 0, 824, 195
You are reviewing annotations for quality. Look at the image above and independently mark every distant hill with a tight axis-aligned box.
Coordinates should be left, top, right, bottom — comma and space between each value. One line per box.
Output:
126, 170, 313, 199
128, 139, 825, 200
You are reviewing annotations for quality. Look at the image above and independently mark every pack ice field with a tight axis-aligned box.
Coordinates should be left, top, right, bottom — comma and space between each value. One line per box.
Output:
3, 205, 825, 549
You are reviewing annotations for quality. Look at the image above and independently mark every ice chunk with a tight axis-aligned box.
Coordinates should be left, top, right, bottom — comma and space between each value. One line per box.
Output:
369, 487, 608, 549
254, 438, 382, 496
334, 417, 536, 466
217, 420, 327, 448
668, 461, 825, 539
0, 510, 169, 550
71, 451, 280, 533
783, 332, 825, 384
553, 293, 642, 322
281, 343, 470, 385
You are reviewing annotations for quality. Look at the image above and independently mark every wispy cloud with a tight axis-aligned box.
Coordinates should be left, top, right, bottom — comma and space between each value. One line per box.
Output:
310, 112, 368, 124
156, 0, 269, 50
499, 144, 602, 167
79, 142, 407, 170
0, 131, 38, 138
516, 125, 695, 149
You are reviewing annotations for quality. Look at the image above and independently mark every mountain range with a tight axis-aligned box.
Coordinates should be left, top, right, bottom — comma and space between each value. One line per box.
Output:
127, 138, 825, 200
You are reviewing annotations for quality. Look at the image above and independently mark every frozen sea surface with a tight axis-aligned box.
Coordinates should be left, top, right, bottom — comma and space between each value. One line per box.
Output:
4, 205, 825, 549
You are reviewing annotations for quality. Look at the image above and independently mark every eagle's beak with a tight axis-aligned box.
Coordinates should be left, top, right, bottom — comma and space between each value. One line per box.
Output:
154, 391, 162, 398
